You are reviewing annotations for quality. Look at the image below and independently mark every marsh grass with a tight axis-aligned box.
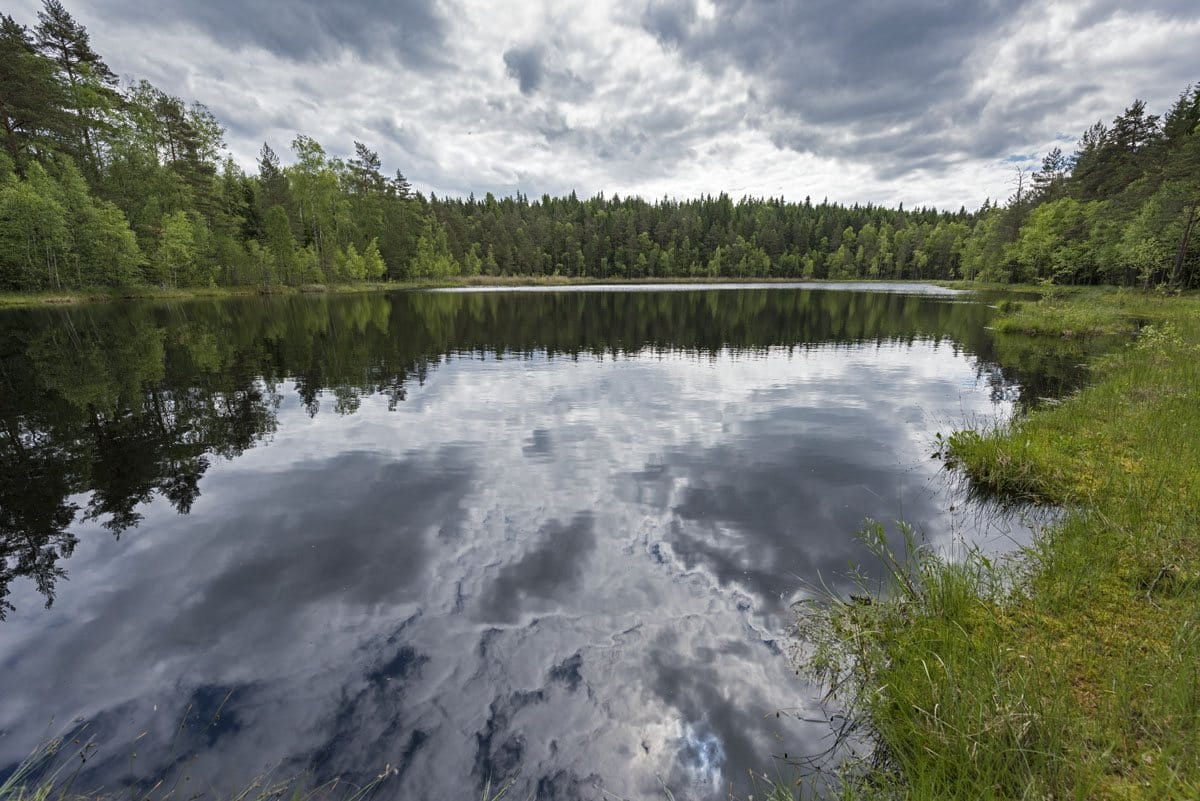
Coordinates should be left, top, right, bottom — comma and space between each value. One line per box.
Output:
986, 286, 1187, 337
790, 289, 1200, 800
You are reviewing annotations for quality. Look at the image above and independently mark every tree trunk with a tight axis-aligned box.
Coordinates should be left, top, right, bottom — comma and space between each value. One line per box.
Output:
1172, 201, 1197, 287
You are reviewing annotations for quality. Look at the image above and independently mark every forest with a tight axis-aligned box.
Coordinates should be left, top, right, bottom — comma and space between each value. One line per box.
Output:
1, 1, 1198, 292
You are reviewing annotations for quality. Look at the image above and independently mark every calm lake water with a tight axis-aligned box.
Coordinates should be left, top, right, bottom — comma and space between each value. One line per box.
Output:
0, 285, 1075, 800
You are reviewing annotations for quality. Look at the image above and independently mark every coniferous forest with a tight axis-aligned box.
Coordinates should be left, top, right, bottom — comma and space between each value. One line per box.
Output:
2, 1, 1198, 293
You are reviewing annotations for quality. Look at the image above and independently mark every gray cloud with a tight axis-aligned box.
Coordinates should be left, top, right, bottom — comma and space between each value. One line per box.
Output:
643, 0, 1031, 166
641, 0, 1200, 178
1076, 0, 1200, 26
638, 393, 960, 610
503, 41, 595, 103
641, 0, 695, 47
504, 45, 546, 94
104, 0, 450, 67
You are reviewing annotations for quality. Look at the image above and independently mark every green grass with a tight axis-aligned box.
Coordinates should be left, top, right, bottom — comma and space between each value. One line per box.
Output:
791, 288, 1200, 800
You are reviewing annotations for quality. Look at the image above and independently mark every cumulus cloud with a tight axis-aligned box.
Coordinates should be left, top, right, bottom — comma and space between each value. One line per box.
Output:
6, 0, 1199, 208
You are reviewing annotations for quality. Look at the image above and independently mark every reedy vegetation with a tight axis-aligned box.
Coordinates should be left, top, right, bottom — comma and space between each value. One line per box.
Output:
794, 289, 1200, 800
2, 3, 1198, 293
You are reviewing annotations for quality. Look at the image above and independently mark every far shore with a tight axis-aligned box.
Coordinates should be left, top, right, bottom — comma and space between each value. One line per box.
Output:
0, 276, 1029, 311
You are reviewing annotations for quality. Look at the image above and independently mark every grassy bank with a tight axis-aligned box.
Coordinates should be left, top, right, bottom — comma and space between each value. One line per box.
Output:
798, 288, 1200, 799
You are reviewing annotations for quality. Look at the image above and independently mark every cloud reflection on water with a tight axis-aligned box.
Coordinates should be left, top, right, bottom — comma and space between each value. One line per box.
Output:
0, 291, 1042, 800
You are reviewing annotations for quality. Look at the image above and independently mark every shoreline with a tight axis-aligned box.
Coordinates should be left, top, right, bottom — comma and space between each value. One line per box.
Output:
0, 276, 993, 311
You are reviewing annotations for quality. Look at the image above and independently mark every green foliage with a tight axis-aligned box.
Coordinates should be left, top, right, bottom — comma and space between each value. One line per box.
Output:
0, 2, 418, 293
334, 242, 384, 282
0, 12, 70, 170
0, 158, 143, 289
1014, 197, 1094, 283
151, 210, 199, 287
360, 238, 386, 280
0, 162, 70, 289
462, 243, 483, 276
294, 245, 322, 285
990, 288, 1170, 338
72, 198, 141, 286
411, 214, 459, 278
242, 239, 277, 287
422, 192, 975, 283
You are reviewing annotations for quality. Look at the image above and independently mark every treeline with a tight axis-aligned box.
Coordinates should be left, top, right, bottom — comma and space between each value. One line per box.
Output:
1, 1, 1197, 291
428, 193, 973, 281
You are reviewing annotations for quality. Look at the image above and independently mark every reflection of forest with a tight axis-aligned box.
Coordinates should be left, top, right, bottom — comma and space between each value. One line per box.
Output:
0, 289, 1092, 616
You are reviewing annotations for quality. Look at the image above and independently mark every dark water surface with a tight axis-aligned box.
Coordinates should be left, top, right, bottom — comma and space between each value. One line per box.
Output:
0, 286, 1073, 799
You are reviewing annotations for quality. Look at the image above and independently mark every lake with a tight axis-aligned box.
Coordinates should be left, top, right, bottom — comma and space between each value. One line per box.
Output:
0, 285, 1073, 800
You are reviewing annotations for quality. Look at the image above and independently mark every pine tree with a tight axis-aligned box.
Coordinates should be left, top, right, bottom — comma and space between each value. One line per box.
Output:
1032, 147, 1070, 200
1162, 85, 1200, 151
34, 1, 119, 172
348, 142, 385, 195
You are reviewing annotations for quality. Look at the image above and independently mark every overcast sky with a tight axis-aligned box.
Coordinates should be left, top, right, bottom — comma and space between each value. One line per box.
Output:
12, 0, 1200, 209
